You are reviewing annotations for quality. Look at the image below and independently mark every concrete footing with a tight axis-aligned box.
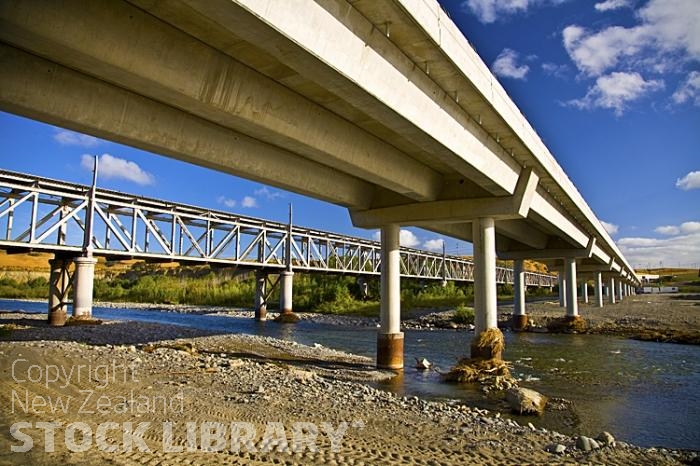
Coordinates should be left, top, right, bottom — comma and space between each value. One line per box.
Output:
511, 314, 529, 331
48, 257, 71, 326
377, 332, 404, 370
72, 256, 97, 319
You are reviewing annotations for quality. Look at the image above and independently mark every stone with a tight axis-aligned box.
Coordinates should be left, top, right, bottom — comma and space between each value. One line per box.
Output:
546, 443, 566, 454
506, 387, 547, 415
597, 431, 616, 447
415, 358, 432, 370
576, 435, 593, 451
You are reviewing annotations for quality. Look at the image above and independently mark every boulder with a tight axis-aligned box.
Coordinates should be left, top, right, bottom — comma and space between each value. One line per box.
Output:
415, 358, 432, 371
506, 387, 547, 415
597, 431, 616, 447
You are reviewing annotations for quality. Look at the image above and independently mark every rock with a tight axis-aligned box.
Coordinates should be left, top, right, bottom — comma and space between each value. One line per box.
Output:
576, 435, 596, 451
506, 387, 548, 415
597, 431, 616, 447
546, 443, 566, 454
589, 438, 601, 449
415, 358, 432, 370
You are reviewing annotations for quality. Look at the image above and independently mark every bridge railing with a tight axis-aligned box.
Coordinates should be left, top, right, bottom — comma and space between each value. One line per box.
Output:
0, 170, 557, 287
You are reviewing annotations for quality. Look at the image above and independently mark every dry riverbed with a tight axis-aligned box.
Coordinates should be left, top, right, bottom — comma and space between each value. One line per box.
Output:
1, 310, 698, 465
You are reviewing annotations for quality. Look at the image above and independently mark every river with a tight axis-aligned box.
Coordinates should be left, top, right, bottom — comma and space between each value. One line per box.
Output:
2, 299, 699, 450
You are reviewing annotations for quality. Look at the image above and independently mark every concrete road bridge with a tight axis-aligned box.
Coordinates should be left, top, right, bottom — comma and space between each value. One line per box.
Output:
0, 0, 639, 368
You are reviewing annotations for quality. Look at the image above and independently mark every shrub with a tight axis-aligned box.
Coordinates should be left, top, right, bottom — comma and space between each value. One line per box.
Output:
452, 304, 474, 324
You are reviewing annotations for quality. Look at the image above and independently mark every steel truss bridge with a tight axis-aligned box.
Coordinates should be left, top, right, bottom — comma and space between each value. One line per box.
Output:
0, 170, 556, 287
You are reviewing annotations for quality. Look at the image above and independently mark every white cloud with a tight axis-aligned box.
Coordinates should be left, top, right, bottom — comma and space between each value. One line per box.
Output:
680, 221, 700, 234
54, 129, 100, 148
371, 229, 421, 248
541, 62, 569, 78
655, 225, 680, 235
81, 154, 154, 185
567, 71, 664, 115
676, 170, 700, 190
241, 196, 258, 208
461, 0, 566, 24
423, 238, 445, 252
600, 220, 619, 235
672, 71, 700, 106
619, 231, 700, 268
594, 0, 633, 12
217, 196, 237, 208
492, 48, 530, 79
254, 186, 285, 201
563, 0, 700, 77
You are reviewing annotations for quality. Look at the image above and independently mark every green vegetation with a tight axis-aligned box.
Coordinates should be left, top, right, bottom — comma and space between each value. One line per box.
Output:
0, 277, 49, 299
452, 303, 475, 324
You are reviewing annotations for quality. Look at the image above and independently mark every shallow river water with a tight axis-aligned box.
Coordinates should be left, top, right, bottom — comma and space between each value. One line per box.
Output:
3, 299, 699, 450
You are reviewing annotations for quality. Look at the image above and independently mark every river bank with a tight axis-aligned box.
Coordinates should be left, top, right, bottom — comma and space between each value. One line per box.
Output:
1, 313, 697, 465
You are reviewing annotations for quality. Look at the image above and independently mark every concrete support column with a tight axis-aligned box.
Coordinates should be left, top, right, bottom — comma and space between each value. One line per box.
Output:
276, 270, 299, 322
377, 224, 403, 370
254, 271, 267, 321
558, 265, 567, 308
609, 277, 616, 304
618, 280, 624, 301
595, 272, 604, 308
48, 257, 71, 326
471, 218, 502, 359
512, 259, 528, 330
72, 257, 97, 319
581, 280, 589, 304
564, 258, 578, 317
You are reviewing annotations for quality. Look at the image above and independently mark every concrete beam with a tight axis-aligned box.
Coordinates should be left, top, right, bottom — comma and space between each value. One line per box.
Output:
500, 237, 596, 261
0, 0, 442, 202
350, 168, 538, 227
0, 45, 373, 208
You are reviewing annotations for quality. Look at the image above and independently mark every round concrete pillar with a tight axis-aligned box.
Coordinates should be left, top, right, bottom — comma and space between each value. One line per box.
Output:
377, 224, 403, 369
564, 257, 578, 317
72, 256, 97, 319
276, 270, 299, 323
512, 259, 528, 330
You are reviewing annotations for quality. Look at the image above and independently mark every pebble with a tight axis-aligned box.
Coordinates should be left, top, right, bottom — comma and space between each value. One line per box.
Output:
546, 443, 567, 454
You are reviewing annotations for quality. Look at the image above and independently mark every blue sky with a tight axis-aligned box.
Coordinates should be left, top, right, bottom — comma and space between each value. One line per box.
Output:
0, 0, 698, 269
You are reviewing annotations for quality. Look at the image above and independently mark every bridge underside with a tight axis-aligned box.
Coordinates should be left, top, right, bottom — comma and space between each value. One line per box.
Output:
0, 0, 638, 368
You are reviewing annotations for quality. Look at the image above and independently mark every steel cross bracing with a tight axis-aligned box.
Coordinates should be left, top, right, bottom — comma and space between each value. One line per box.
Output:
0, 170, 557, 287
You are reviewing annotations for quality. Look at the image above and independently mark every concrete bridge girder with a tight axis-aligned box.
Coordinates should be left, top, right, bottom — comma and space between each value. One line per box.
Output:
0, 0, 441, 203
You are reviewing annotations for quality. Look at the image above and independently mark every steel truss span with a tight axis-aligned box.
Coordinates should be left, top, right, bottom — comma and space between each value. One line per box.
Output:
0, 170, 556, 287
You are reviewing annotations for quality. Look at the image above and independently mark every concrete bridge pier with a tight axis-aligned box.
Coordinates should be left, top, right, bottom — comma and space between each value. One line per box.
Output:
471, 218, 501, 359
377, 224, 403, 370
595, 272, 604, 307
512, 259, 528, 330
564, 258, 578, 317
276, 270, 299, 323
608, 276, 616, 304
48, 256, 71, 326
72, 256, 97, 319
558, 265, 568, 308
581, 279, 589, 304
618, 280, 624, 301
254, 271, 267, 321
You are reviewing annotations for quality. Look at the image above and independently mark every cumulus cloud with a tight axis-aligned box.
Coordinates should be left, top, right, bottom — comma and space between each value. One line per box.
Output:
655, 225, 680, 235
676, 170, 700, 190
563, 0, 700, 77
241, 196, 258, 208
492, 49, 530, 79
217, 196, 237, 208
567, 71, 664, 115
594, 0, 633, 12
254, 186, 285, 201
81, 154, 154, 185
423, 238, 445, 252
54, 129, 100, 148
461, 0, 567, 24
672, 71, 700, 106
619, 225, 700, 267
371, 229, 421, 248
600, 220, 619, 235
